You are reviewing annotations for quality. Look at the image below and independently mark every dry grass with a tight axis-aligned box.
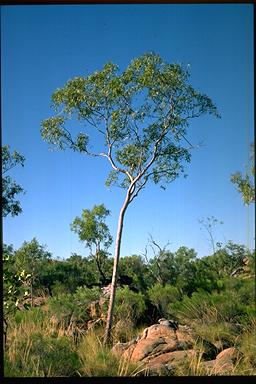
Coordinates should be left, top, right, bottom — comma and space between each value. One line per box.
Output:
77, 329, 144, 376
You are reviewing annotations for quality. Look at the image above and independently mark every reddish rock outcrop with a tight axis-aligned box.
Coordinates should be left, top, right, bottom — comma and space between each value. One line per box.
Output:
200, 347, 242, 375
111, 323, 195, 364
111, 322, 243, 376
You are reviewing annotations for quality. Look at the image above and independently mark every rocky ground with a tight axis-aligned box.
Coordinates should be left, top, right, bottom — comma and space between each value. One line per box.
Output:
111, 322, 242, 375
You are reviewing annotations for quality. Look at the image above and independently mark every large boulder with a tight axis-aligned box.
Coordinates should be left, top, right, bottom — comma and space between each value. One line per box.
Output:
144, 349, 197, 376
130, 337, 172, 362
111, 323, 195, 364
200, 347, 242, 375
111, 322, 244, 376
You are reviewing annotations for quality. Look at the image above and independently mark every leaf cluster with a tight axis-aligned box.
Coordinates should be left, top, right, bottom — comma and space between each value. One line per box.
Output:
2, 145, 25, 217
41, 53, 220, 192
71, 204, 113, 252
231, 142, 255, 205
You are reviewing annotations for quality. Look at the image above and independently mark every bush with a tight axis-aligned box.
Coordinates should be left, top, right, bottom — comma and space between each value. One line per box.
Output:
4, 317, 81, 377
169, 279, 255, 325
13, 306, 47, 326
114, 286, 146, 324
148, 283, 181, 317
169, 289, 212, 322
195, 322, 238, 349
47, 286, 101, 327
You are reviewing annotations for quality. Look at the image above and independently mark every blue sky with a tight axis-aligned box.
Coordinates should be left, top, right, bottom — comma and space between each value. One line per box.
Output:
1, 4, 254, 260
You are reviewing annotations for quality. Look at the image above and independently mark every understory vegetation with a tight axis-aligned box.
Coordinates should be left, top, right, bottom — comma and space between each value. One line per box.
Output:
3, 239, 256, 377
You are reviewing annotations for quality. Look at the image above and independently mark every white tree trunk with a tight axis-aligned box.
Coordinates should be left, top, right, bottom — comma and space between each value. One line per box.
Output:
103, 189, 131, 344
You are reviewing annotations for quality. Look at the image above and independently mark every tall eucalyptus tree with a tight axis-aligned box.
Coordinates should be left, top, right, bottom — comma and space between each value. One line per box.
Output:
41, 53, 219, 343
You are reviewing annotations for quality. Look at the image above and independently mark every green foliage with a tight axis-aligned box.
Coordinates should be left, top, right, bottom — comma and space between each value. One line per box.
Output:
195, 321, 238, 348
170, 277, 255, 325
14, 238, 52, 273
41, 53, 219, 193
114, 286, 146, 323
47, 286, 101, 326
13, 306, 47, 326
5, 307, 81, 376
231, 142, 255, 205
71, 204, 112, 249
3, 244, 31, 319
3, 238, 256, 377
12, 238, 52, 303
5, 331, 80, 377
148, 283, 181, 317
78, 331, 141, 376
2, 145, 25, 217
238, 317, 256, 371
147, 245, 198, 294
71, 204, 112, 284
118, 255, 149, 292
169, 290, 213, 322
201, 241, 250, 278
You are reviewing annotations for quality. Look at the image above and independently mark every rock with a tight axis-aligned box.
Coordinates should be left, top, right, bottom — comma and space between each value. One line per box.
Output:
111, 323, 195, 364
130, 337, 168, 362
144, 350, 197, 376
146, 349, 197, 365
158, 318, 179, 330
112, 339, 137, 357
140, 323, 193, 347
200, 347, 241, 375
216, 347, 241, 363
111, 322, 243, 376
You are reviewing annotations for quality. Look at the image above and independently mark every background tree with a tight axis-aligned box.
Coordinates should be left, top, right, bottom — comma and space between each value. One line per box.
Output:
71, 204, 113, 285
118, 254, 148, 293
2, 145, 25, 217
172, 246, 198, 294
3, 244, 31, 348
41, 53, 219, 343
145, 237, 175, 287
198, 216, 223, 255
231, 142, 255, 205
13, 238, 52, 307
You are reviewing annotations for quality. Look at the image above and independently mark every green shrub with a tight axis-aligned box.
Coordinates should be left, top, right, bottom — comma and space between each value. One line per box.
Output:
47, 286, 101, 327
13, 306, 47, 326
148, 283, 182, 317
51, 281, 70, 296
169, 282, 255, 325
195, 322, 238, 349
5, 329, 81, 376
169, 289, 212, 322
114, 286, 146, 323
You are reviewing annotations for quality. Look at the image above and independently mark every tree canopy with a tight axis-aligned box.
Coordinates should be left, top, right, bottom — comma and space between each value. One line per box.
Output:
71, 204, 113, 285
2, 145, 25, 217
41, 53, 219, 196
231, 142, 255, 205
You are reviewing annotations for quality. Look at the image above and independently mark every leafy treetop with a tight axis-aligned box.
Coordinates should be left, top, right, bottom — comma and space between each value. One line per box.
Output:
41, 53, 220, 196
231, 142, 255, 205
2, 145, 25, 217
71, 204, 113, 252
